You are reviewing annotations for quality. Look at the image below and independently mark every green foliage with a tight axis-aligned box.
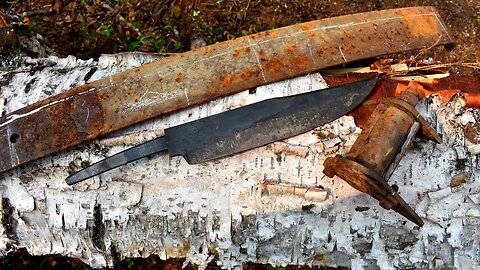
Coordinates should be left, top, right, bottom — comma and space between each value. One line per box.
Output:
170, 5, 182, 18
266, 265, 286, 270
126, 258, 135, 269
222, 9, 233, 17
126, 36, 144, 51
153, 36, 168, 52
80, 22, 91, 39
126, 34, 172, 52
200, 21, 225, 45
99, 24, 114, 38
163, 23, 176, 32
79, 0, 91, 7
476, 15, 480, 26
26, 22, 39, 34
127, 39, 142, 51
200, 21, 210, 33
213, 26, 224, 40
173, 41, 184, 52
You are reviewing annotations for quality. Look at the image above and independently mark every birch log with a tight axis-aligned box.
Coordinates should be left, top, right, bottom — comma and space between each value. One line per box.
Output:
0, 53, 479, 270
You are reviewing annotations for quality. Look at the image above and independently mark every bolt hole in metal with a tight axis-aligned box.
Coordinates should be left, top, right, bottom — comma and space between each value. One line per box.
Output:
9, 133, 19, 143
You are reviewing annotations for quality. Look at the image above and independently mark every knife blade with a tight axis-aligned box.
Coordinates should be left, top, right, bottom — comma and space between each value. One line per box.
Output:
66, 78, 376, 185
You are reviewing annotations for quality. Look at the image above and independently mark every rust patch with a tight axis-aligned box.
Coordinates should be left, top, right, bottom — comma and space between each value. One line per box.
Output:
219, 74, 237, 86
284, 44, 299, 54
175, 73, 185, 83
241, 70, 256, 80
208, 88, 223, 96
307, 30, 321, 41
450, 172, 470, 188
97, 91, 109, 101
263, 58, 288, 75
258, 49, 266, 58
402, 10, 442, 39
45, 101, 80, 148
291, 56, 311, 70
301, 22, 315, 31
465, 122, 480, 144
232, 49, 241, 59
17, 110, 56, 159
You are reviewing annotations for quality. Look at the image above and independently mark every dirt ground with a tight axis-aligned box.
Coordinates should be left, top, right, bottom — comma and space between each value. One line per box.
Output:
0, 248, 345, 270
1, 0, 479, 75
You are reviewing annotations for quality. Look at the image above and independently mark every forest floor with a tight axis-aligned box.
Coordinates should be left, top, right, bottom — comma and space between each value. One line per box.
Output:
0, 0, 479, 73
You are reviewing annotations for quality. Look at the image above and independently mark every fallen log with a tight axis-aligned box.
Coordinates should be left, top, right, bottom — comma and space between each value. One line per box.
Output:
1, 51, 480, 269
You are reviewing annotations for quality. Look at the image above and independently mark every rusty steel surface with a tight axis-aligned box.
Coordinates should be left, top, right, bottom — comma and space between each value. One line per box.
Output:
323, 87, 443, 226
0, 6, 453, 174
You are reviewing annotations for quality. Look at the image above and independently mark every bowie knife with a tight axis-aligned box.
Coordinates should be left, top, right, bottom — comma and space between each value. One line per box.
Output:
66, 79, 376, 185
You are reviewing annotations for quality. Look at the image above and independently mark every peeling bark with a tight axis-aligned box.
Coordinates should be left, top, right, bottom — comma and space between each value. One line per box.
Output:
1, 198, 18, 244
0, 53, 479, 269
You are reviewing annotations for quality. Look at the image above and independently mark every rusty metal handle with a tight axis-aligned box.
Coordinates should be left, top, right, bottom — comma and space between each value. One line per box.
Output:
323, 83, 445, 226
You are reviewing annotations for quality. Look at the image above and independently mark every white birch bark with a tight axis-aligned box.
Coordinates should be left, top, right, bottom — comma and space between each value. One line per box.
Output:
0, 53, 479, 269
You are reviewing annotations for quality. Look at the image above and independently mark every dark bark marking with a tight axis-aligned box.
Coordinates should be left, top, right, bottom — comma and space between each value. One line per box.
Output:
83, 67, 98, 82
91, 203, 106, 251
2, 198, 18, 243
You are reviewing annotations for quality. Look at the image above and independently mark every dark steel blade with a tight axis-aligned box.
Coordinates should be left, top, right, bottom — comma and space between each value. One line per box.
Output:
66, 78, 376, 184
166, 78, 376, 163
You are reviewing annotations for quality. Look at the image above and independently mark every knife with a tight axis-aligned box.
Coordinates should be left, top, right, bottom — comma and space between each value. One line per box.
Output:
66, 79, 376, 185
